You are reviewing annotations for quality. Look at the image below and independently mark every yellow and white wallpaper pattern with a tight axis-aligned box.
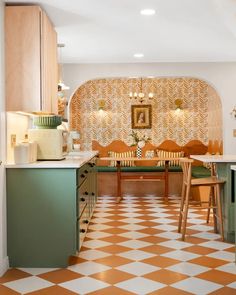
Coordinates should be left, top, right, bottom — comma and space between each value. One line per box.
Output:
69, 77, 222, 150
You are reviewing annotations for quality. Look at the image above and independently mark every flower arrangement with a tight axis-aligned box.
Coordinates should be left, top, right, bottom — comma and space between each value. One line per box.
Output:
129, 130, 151, 148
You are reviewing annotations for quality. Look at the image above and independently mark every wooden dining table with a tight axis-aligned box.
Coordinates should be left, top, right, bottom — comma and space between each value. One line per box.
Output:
100, 157, 181, 203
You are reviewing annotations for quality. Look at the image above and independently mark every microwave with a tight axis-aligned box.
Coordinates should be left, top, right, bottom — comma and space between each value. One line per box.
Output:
28, 129, 68, 160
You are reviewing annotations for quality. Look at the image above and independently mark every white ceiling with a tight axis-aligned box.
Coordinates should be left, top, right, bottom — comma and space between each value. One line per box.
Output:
5, 0, 236, 63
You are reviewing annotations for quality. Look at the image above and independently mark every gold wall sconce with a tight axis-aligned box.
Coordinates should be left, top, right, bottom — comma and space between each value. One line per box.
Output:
230, 106, 236, 118
98, 99, 106, 111
174, 99, 183, 110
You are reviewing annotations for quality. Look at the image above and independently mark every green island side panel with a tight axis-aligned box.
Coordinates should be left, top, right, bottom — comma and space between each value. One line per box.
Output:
7, 168, 77, 268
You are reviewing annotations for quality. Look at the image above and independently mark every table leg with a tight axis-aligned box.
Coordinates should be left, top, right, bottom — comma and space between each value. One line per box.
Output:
116, 161, 122, 203
164, 160, 169, 203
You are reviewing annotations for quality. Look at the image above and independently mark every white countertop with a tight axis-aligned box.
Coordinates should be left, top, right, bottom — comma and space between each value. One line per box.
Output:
5, 151, 98, 168
190, 154, 236, 163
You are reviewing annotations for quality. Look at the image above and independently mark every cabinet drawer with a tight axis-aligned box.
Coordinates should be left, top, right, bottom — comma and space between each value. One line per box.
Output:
77, 205, 89, 250
77, 178, 89, 217
77, 164, 90, 186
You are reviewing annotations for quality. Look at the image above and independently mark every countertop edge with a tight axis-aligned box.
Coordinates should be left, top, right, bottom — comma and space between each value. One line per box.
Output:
5, 151, 98, 168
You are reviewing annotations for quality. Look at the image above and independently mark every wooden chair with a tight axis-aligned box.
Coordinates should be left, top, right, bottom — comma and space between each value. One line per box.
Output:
178, 158, 225, 241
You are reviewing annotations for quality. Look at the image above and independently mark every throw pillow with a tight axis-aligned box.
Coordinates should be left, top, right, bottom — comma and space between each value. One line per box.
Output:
108, 151, 135, 167
156, 149, 184, 166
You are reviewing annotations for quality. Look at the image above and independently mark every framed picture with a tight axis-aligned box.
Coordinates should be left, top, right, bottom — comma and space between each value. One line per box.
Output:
131, 104, 152, 129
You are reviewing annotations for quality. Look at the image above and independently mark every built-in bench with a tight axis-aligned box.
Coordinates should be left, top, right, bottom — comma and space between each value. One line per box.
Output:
92, 139, 220, 197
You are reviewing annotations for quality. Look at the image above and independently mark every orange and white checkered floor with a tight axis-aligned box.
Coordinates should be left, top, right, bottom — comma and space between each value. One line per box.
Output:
0, 195, 236, 295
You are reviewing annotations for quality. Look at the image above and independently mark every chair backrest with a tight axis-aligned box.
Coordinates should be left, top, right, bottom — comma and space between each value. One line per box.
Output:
180, 158, 193, 187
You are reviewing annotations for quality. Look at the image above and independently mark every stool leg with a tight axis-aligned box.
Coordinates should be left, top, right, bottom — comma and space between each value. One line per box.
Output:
211, 186, 217, 233
215, 184, 224, 241
178, 183, 186, 233
206, 187, 213, 223
181, 184, 191, 241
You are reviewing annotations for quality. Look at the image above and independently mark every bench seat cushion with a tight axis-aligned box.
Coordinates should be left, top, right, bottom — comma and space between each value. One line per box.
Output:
191, 166, 211, 178
97, 166, 183, 172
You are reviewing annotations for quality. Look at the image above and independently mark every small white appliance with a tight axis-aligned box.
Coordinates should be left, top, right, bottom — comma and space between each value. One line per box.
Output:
28, 129, 68, 160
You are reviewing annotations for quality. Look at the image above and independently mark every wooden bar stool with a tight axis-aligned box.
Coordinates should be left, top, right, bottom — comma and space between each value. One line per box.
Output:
178, 158, 225, 241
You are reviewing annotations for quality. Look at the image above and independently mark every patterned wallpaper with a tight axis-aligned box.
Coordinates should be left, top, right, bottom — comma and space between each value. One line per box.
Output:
69, 77, 222, 150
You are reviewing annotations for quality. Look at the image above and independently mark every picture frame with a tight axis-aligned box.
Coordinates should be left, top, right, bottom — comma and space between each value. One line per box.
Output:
131, 104, 152, 129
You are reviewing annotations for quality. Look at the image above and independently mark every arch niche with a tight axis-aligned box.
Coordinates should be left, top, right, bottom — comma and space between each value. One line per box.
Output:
69, 77, 222, 152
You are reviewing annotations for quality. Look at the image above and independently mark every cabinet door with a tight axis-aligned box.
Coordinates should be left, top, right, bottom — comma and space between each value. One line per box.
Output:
5, 6, 58, 113
41, 11, 58, 114
5, 6, 41, 112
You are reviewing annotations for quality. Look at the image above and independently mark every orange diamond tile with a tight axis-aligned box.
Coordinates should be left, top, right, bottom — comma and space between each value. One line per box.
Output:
138, 228, 163, 235
68, 255, 87, 266
0, 269, 31, 283
207, 286, 236, 295
140, 245, 173, 254
141, 256, 180, 268
148, 286, 193, 295
144, 269, 189, 284
91, 269, 135, 284
139, 236, 168, 244
100, 235, 129, 243
94, 255, 133, 267
102, 228, 128, 234
97, 244, 132, 254
105, 221, 127, 227
88, 286, 136, 295
38, 269, 82, 284
25, 285, 78, 295
196, 269, 236, 285
184, 245, 216, 255
137, 221, 159, 227
0, 285, 20, 295
189, 256, 228, 268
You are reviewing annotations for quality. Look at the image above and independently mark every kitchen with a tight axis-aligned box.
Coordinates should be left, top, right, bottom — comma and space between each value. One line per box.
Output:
1, 1, 236, 294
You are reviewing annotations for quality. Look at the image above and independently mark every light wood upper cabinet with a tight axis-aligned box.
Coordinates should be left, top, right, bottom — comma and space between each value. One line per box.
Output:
5, 6, 58, 113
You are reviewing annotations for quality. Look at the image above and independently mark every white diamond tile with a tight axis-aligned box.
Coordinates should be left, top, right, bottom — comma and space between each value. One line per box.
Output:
82, 239, 112, 249
86, 231, 112, 239
79, 249, 111, 260
116, 262, 159, 276
68, 261, 110, 275
18, 268, 58, 275
161, 250, 200, 261
118, 250, 156, 261
115, 277, 166, 294
156, 231, 182, 240
199, 241, 234, 250
117, 240, 152, 249
59, 277, 109, 294
158, 240, 192, 250
171, 277, 222, 294
216, 262, 236, 275
118, 231, 149, 239
207, 251, 235, 262
3, 277, 54, 294
118, 224, 146, 231
167, 262, 210, 276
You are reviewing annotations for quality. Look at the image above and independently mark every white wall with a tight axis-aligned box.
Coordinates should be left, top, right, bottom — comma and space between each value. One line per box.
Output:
64, 62, 236, 154
0, 0, 8, 276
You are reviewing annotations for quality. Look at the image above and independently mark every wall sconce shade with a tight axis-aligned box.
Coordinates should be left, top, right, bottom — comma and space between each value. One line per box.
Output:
174, 99, 183, 110
129, 77, 154, 103
98, 99, 106, 110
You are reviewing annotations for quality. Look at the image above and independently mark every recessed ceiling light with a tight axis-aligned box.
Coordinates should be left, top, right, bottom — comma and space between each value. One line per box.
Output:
140, 9, 156, 16
133, 53, 144, 58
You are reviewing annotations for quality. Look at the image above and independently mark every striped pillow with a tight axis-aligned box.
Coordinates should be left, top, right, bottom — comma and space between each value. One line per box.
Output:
108, 151, 135, 167
156, 149, 184, 166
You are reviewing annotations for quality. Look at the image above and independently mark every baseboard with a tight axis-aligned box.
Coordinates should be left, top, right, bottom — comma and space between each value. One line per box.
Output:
0, 256, 9, 276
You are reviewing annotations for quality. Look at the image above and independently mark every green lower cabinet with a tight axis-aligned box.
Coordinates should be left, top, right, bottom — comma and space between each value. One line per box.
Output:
216, 163, 235, 242
6, 161, 97, 268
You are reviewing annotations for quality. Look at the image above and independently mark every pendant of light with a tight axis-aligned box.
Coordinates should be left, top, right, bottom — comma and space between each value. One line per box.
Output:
129, 77, 154, 103
58, 43, 70, 90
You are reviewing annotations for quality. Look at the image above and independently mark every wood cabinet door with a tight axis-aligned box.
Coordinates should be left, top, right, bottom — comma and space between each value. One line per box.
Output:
5, 6, 41, 112
41, 11, 58, 114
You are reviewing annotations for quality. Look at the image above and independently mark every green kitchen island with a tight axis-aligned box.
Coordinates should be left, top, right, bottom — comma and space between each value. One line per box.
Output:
5, 151, 98, 268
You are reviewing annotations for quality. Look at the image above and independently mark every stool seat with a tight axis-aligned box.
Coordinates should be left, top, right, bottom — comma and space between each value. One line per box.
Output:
191, 176, 225, 186
178, 158, 225, 241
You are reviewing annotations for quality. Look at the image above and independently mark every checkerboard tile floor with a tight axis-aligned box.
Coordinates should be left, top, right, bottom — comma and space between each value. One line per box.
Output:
0, 195, 236, 294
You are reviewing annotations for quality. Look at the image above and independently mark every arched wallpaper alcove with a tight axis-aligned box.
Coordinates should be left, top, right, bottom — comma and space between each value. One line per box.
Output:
70, 77, 222, 150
